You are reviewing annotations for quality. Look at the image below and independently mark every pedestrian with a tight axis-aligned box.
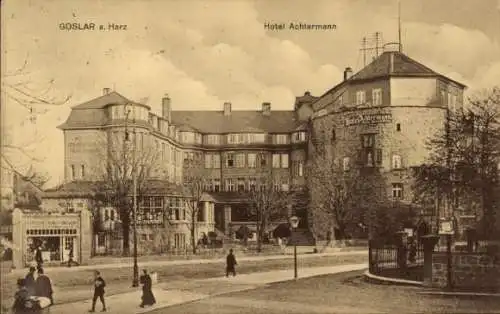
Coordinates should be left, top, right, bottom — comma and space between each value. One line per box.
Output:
35, 246, 43, 271
67, 245, 74, 267
12, 278, 30, 313
35, 268, 54, 305
226, 249, 237, 277
25, 266, 37, 296
89, 270, 107, 312
139, 269, 156, 308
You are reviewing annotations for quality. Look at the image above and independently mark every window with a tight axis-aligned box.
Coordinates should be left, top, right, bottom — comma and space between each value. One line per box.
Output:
275, 134, 288, 144
392, 154, 402, 169
260, 153, 267, 167
205, 154, 212, 168
226, 153, 234, 168
237, 134, 246, 143
281, 178, 289, 191
392, 183, 404, 199
260, 182, 267, 192
174, 233, 186, 249
396, 123, 401, 132
294, 131, 306, 142
213, 178, 221, 192
273, 181, 280, 191
81, 165, 85, 178
227, 134, 246, 144
138, 196, 163, 223
71, 165, 75, 180
213, 154, 221, 168
451, 95, 458, 111
226, 179, 235, 192
331, 129, 336, 142
281, 154, 289, 168
272, 154, 281, 168
204, 179, 213, 191
356, 90, 366, 105
376, 149, 383, 166
362, 134, 375, 148
343, 157, 350, 171
298, 161, 304, 177
248, 154, 256, 168
235, 154, 245, 168
249, 133, 266, 143
372, 88, 382, 106
237, 178, 245, 192
206, 135, 220, 145
249, 178, 256, 191
441, 90, 447, 105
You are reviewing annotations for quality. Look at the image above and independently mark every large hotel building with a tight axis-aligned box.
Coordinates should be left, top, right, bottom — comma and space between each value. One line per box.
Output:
10, 49, 467, 268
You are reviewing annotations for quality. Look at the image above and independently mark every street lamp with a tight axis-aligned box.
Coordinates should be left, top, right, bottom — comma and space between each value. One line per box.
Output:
125, 104, 139, 287
289, 215, 300, 279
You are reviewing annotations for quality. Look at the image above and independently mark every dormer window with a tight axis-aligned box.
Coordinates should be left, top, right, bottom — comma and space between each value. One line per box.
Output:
356, 91, 366, 105
372, 89, 382, 106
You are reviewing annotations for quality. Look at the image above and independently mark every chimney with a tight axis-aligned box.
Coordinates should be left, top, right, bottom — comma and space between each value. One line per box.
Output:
223, 102, 232, 116
162, 94, 171, 123
262, 102, 271, 116
304, 91, 311, 96
103, 88, 111, 95
343, 67, 353, 81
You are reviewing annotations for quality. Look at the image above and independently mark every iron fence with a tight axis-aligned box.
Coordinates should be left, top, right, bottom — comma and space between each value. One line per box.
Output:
369, 240, 425, 281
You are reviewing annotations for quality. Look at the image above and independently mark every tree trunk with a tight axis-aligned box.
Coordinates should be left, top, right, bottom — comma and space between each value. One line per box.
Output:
122, 216, 130, 256
191, 215, 197, 254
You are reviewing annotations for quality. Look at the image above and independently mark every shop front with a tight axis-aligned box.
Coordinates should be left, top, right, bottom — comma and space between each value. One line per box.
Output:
12, 208, 92, 269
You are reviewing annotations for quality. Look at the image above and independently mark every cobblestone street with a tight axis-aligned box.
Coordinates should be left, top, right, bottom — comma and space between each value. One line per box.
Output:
152, 271, 500, 314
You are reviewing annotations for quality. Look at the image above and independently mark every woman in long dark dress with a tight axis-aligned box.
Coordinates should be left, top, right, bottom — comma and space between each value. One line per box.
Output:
139, 270, 156, 308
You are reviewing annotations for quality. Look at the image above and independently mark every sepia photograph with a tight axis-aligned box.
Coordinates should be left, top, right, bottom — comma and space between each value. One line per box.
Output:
1, 0, 499, 313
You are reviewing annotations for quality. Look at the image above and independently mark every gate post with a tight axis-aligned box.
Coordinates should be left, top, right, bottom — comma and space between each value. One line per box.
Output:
421, 234, 439, 287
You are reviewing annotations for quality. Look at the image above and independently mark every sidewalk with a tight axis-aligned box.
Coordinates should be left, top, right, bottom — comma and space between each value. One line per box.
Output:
10, 250, 367, 275
48, 263, 368, 314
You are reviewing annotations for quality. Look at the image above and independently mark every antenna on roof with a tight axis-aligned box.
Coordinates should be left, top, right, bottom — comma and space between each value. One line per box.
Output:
398, 0, 403, 53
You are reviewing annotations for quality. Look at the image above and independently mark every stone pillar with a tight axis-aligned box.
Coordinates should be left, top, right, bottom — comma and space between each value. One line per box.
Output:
79, 209, 92, 265
204, 201, 209, 222
12, 208, 24, 269
224, 205, 231, 235
396, 231, 408, 277
421, 234, 440, 287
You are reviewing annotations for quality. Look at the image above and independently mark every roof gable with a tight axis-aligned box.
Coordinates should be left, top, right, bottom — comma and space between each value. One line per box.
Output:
72, 91, 132, 109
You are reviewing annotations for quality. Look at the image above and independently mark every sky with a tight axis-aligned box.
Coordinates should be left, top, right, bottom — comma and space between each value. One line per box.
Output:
1, 0, 500, 187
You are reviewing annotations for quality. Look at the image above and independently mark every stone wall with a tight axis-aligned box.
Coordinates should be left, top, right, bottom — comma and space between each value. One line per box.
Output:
432, 252, 500, 291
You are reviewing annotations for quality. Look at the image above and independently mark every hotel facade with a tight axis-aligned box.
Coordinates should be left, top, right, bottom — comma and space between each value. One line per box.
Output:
11, 49, 468, 268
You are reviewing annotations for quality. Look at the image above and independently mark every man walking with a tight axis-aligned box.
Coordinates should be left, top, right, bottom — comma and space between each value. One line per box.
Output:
226, 249, 237, 277
35, 268, 53, 305
89, 270, 106, 312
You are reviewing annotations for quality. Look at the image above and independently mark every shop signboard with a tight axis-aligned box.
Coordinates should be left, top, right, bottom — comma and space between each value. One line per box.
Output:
25, 215, 80, 230
345, 113, 392, 126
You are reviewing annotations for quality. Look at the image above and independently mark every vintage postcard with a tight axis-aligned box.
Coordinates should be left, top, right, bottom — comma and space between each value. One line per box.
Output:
1, 0, 499, 313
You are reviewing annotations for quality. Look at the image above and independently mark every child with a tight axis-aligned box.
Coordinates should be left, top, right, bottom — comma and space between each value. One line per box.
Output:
89, 270, 106, 312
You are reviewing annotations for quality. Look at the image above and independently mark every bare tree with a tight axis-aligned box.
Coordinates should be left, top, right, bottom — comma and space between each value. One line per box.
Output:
1, 58, 71, 174
90, 125, 164, 256
248, 177, 290, 253
182, 154, 207, 254
308, 155, 362, 241
413, 87, 500, 240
